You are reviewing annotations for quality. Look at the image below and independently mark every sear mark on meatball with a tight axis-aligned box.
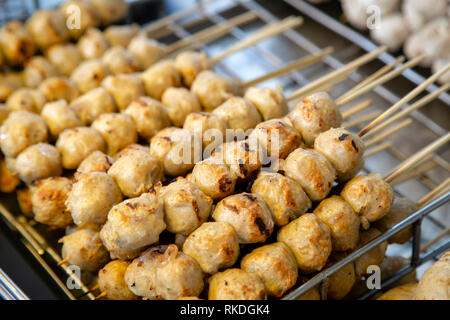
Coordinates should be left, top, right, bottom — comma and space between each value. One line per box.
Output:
219, 176, 233, 192
338, 133, 348, 141
243, 194, 257, 202
351, 140, 359, 152
254, 217, 268, 236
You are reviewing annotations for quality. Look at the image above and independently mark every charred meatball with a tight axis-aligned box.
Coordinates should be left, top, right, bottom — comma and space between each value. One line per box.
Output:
183, 221, 240, 274
208, 268, 266, 300
98, 260, 138, 300
141, 59, 181, 100
91, 113, 138, 156
56, 127, 105, 169
251, 172, 311, 227
70, 87, 116, 125
277, 213, 332, 273
212, 193, 274, 244
241, 242, 297, 297
31, 177, 72, 228
60, 228, 109, 272
66, 172, 122, 226
108, 144, 163, 197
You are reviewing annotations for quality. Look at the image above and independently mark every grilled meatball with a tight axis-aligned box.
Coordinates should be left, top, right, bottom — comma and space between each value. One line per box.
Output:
77, 28, 110, 60
288, 92, 342, 146
353, 228, 388, 278
0, 111, 48, 158
277, 213, 332, 273
403, 0, 448, 31
208, 268, 266, 300
41, 100, 82, 137
150, 127, 200, 176
212, 193, 274, 244
123, 96, 171, 140
213, 139, 263, 181
66, 172, 122, 226
60, 228, 110, 272
46, 43, 83, 76
141, 59, 181, 100
183, 221, 239, 274
0, 78, 15, 104
56, 127, 105, 169
104, 24, 139, 48
283, 148, 336, 201
39, 77, 80, 103
374, 197, 417, 244
370, 13, 409, 52
108, 144, 163, 197
31, 177, 72, 228
17, 186, 33, 217
159, 177, 212, 235
0, 104, 8, 125
241, 242, 297, 298
183, 112, 227, 149
161, 87, 202, 127
89, 0, 129, 25
102, 74, 145, 111
100, 192, 165, 251
341, 173, 394, 223
249, 119, 302, 159
125, 244, 204, 300
98, 260, 138, 300
77, 150, 113, 173
326, 252, 356, 300
127, 36, 167, 69
102, 46, 141, 75
59, 0, 100, 39
377, 283, 418, 300
70, 60, 109, 94
91, 113, 138, 156
24, 56, 59, 88
191, 70, 242, 111
189, 157, 237, 200
0, 21, 35, 66
404, 18, 450, 67
174, 51, 210, 88
313, 195, 360, 252
14, 143, 62, 184
244, 86, 288, 120
415, 251, 450, 300
109, 247, 141, 261
6, 88, 46, 113
212, 97, 262, 131
26, 10, 69, 50
0, 157, 20, 193
314, 128, 365, 181
70, 87, 116, 125
251, 172, 311, 227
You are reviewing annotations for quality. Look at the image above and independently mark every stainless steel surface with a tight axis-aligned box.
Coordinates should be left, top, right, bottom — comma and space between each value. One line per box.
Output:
0, 0, 448, 300
0, 268, 29, 300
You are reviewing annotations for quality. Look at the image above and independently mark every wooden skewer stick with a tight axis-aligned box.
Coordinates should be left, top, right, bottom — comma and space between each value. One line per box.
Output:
286, 46, 387, 101
94, 292, 107, 300
416, 177, 450, 207
209, 16, 304, 64
342, 110, 382, 129
358, 63, 450, 137
57, 258, 68, 267
341, 99, 372, 118
90, 285, 99, 292
336, 55, 424, 107
165, 12, 257, 53
389, 155, 436, 186
241, 46, 334, 88
363, 83, 450, 139
384, 132, 450, 183
364, 141, 392, 157
337, 56, 405, 102
141, 0, 219, 35
364, 118, 413, 147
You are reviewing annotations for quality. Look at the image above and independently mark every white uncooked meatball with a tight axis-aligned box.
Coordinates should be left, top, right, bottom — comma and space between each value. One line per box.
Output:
402, 0, 448, 31
341, 0, 400, 30
433, 58, 450, 84
66, 172, 122, 226
108, 144, 163, 197
41, 100, 82, 137
370, 13, 409, 51
100, 192, 165, 251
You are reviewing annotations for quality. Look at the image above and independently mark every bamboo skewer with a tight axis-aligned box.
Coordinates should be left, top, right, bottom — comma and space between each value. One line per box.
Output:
342, 110, 382, 128
389, 155, 436, 186
241, 46, 334, 88
416, 178, 450, 207
384, 132, 450, 183
335, 55, 424, 106
363, 83, 450, 139
364, 141, 392, 157
209, 16, 304, 64
286, 46, 387, 101
341, 99, 372, 118
94, 292, 107, 300
57, 258, 68, 267
364, 118, 413, 147
358, 63, 450, 137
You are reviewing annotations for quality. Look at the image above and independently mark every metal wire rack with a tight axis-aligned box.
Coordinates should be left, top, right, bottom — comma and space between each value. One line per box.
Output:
0, 0, 448, 300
